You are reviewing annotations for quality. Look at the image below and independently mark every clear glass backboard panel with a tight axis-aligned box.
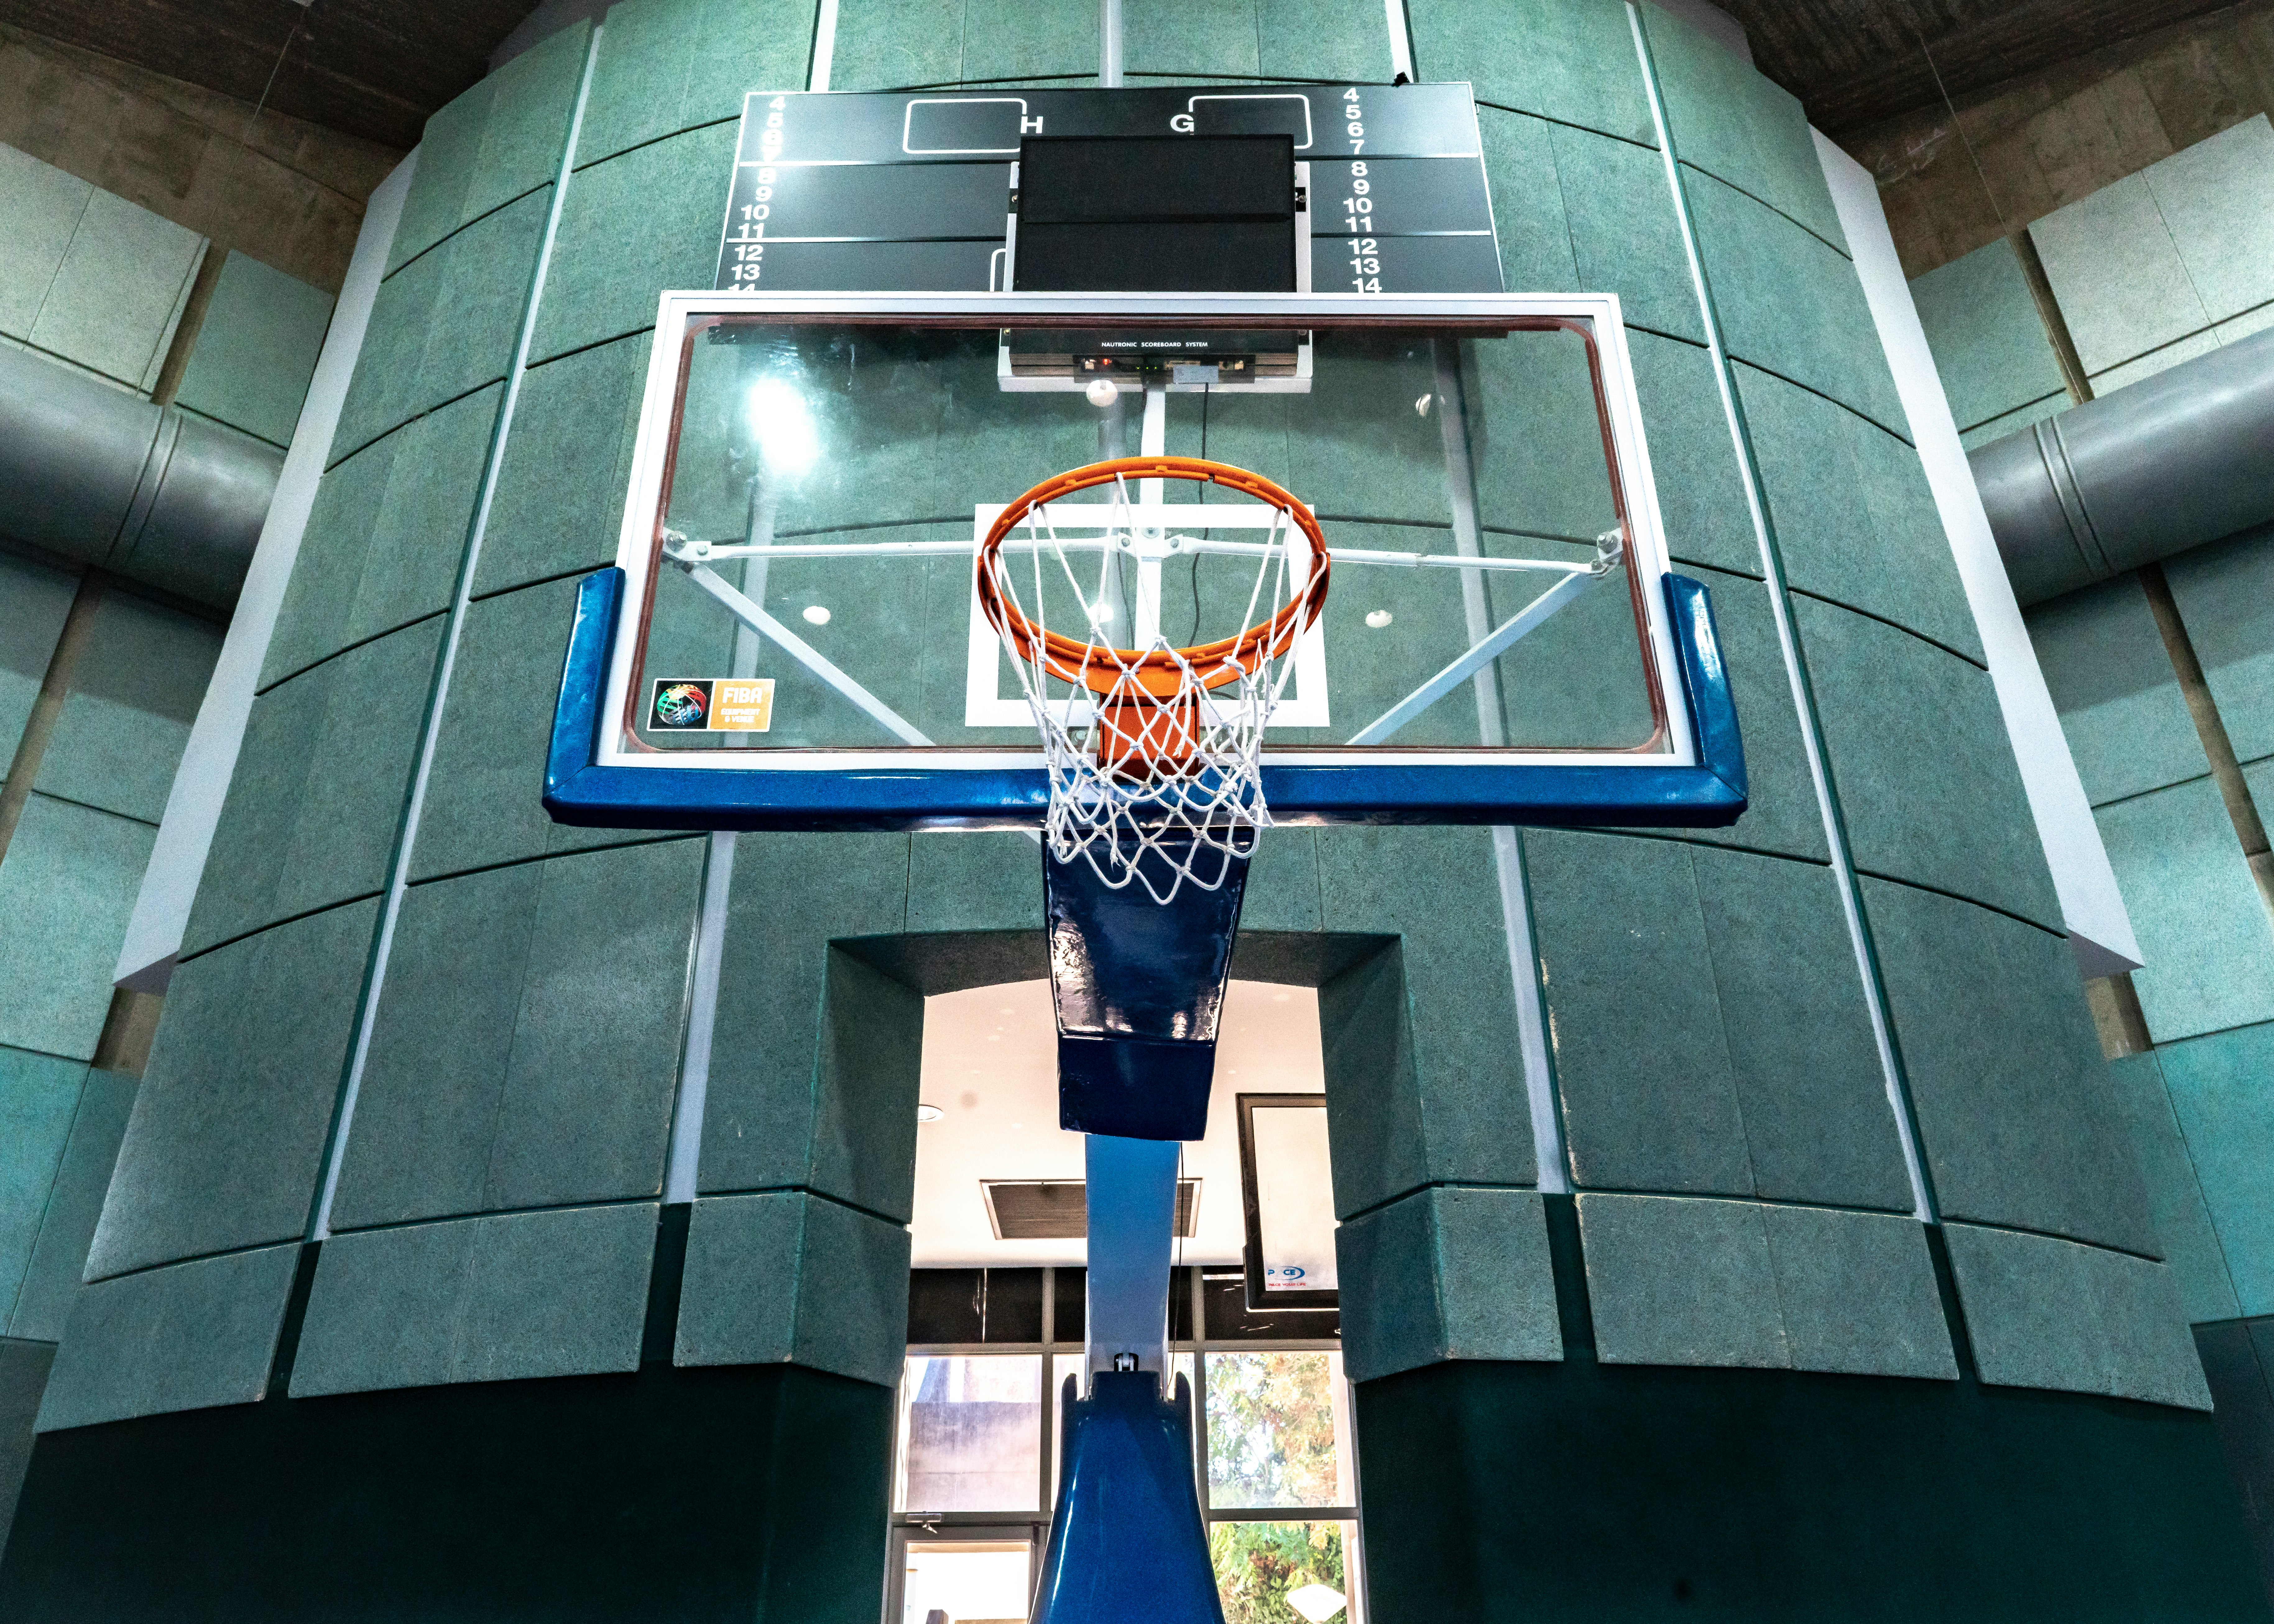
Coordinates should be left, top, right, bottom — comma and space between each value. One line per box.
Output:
598, 295, 1695, 786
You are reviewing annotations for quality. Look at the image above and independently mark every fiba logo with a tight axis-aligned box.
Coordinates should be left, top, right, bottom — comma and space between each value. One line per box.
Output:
651, 681, 711, 729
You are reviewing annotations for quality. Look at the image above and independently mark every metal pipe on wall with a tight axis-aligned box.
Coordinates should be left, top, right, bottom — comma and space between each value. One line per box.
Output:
1973, 323, 2274, 607
0, 342, 279, 610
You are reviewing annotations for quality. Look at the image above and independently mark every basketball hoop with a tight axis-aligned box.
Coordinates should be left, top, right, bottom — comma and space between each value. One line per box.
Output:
976, 456, 1332, 903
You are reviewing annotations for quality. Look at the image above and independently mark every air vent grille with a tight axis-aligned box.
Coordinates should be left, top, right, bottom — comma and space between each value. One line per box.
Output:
983, 1179, 1200, 1240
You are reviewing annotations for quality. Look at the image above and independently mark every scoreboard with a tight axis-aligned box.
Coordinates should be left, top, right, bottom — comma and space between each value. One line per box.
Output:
712, 82, 1501, 296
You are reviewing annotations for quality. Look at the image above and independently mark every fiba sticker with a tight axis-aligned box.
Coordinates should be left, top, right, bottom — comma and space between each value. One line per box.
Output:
649, 678, 775, 733
1263, 1265, 1308, 1290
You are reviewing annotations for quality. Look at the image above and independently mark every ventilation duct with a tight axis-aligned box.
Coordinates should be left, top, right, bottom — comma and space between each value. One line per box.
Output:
1972, 323, 2274, 606
984, 1180, 1201, 1240
0, 342, 280, 609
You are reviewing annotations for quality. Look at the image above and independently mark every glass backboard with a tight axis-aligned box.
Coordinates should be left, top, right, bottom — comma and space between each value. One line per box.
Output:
546, 292, 1745, 831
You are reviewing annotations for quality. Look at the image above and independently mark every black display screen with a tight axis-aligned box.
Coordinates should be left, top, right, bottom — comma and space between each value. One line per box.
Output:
1013, 135, 1297, 292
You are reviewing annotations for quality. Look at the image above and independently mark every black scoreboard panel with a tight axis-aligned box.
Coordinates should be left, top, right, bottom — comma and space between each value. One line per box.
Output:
715, 83, 1500, 295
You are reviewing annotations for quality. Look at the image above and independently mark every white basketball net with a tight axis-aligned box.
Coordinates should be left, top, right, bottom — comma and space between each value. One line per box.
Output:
982, 469, 1321, 904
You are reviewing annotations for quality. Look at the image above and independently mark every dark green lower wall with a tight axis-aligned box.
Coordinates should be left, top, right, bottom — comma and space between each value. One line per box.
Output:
0, 1363, 893, 1623
1357, 1357, 2272, 1623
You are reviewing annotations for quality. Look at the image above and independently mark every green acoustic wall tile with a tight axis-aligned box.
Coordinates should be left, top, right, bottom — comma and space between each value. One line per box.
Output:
802, 949, 923, 1223
1688, 171, 1905, 442
1558, 131, 1703, 344
1907, 238, 2065, 437
1256, 0, 1387, 82
1641, 2, 1841, 251
703, 831, 910, 1194
1760, 1203, 1953, 1377
1860, 877, 2152, 1256
828, 0, 963, 90
1125, 0, 1261, 75
391, 22, 590, 274
2028, 176, 2208, 379
962, 0, 1098, 81
0, 144, 91, 340
1943, 1222, 2211, 1410
0, 552, 76, 766
412, 577, 656, 880
1737, 365, 1981, 661
1237, 826, 1322, 933
34, 1243, 297, 1431
1957, 392, 2066, 452
334, 188, 549, 458
476, 334, 647, 595
188, 619, 441, 955
26, 190, 203, 390
0, 1047, 84, 1322
1336, 1186, 1560, 1382
1794, 596, 2060, 930
7, 1069, 136, 1341
531, 125, 733, 364
291, 1203, 653, 1397
676, 1191, 911, 1387
2146, 114, 2274, 327
906, 831, 1042, 935
0, 795, 155, 1060
2107, 1050, 2241, 1324
2165, 529, 2274, 768
87, 900, 376, 1279
1405, 0, 1655, 148
1524, 829, 1751, 1195
35, 588, 222, 824
172, 251, 334, 448
1689, 844, 1911, 1209
1581, 1193, 1787, 1367
2096, 777, 2274, 1044
1318, 826, 1537, 1198
2088, 329, 2220, 397
578, 0, 813, 169
1316, 939, 1428, 1214
1477, 108, 1580, 296
2025, 574, 2202, 807
2159, 1024, 2274, 1319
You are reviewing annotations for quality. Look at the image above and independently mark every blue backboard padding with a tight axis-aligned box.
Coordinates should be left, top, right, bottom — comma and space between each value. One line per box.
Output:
545, 568, 1748, 830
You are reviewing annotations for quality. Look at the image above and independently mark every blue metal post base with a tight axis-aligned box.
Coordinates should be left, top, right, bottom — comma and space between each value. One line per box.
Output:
1031, 1370, 1226, 1624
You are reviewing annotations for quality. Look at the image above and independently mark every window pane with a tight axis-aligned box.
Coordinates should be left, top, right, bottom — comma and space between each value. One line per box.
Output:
1204, 1351, 1345, 1509
902, 1539, 1032, 1624
1208, 1520, 1351, 1624
897, 1355, 1042, 1513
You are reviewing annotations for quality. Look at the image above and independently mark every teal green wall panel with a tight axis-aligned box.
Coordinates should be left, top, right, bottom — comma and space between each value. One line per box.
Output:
332, 187, 551, 462
905, 831, 1045, 934
829, 0, 1096, 90
476, 338, 646, 597
2160, 1024, 2274, 1318
1557, 129, 1704, 343
1943, 1222, 2210, 1409
264, 384, 499, 689
1318, 826, 1538, 1198
2027, 573, 2204, 807
676, 1190, 911, 1387
173, 251, 335, 448
0, 795, 155, 1061
333, 840, 702, 1229
6, 1069, 135, 1341
34, 589, 222, 824
2108, 1050, 2243, 1324
1334, 1186, 1560, 1382
1958, 391, 2066, 452
2166, 529, 2274, 768
291, 1203, 654, 1396
390, 23, 591, 275
1233, 825, 1321, 932
1861, 877, 2153, 1256
2096, 776, 2274, 1043
33, 1244, 298, 1431
1124, 0, 1261, 75
1255, 0, 1389, 82
0, 553, 75, 773
1581, 1194, 1953, 1376
1476, 108, 1580, 295
578, 0, 814, 169
530, 125, 734, 365
0, 1047, 83, 1323
23, 190, 203, 393
1795, 597, 2060, 930
1641, 2, 1843, 251
1404, 0, 1655, 148
1688, 170, 1907, 440
1626, 339, 1754, 577
87, 900, 378, 1279
185, 618, 441, 956
1907, 237, 2066, 438
0, 143, 90, 339
1736, 364, 1983, 661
